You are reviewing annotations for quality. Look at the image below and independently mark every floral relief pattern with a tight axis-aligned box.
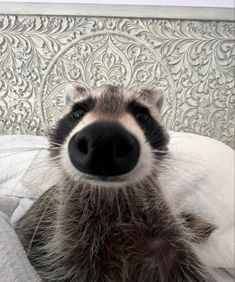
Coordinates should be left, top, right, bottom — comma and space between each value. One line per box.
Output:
0, 16, 234, 148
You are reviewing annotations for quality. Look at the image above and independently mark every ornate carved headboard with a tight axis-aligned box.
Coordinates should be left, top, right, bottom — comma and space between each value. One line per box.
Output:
0, 4, 234, 148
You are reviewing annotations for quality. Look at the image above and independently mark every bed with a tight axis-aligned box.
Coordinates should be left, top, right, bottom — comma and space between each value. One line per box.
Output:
0, 3, 234, 281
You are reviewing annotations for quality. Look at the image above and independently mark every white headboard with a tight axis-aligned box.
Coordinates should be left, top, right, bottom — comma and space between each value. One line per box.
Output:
0, 3, 234, 148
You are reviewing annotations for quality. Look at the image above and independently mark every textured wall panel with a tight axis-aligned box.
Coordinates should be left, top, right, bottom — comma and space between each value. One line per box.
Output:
0, 15, 234, 147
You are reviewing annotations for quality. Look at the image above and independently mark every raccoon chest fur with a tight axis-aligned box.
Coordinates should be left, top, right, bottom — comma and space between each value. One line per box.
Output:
16, 181, 212, 282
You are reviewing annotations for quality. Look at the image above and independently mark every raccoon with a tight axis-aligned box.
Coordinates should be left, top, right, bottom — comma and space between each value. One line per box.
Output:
15, 85, 215, 282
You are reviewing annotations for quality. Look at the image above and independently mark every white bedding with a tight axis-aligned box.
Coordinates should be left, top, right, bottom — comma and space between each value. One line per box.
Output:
0, 133, 234, 281
0, 135, 48, 199
0, 135, 59, 223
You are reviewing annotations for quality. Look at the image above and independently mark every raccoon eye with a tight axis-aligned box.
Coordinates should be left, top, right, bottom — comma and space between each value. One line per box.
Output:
135, 111, 150, 123
72, 107, 87, 119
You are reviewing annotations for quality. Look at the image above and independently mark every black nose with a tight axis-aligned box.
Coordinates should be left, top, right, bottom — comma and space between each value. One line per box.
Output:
68, 121, 140, 177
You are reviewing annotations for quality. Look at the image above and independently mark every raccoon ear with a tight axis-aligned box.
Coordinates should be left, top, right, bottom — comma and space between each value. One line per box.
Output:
65, 84, 87, 104
142, 88, 164, 111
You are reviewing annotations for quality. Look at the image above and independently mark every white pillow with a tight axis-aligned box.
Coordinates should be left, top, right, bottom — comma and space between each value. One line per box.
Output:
0, 135, 49, 223
161, 131, 234, 228
0, 135, 48, 199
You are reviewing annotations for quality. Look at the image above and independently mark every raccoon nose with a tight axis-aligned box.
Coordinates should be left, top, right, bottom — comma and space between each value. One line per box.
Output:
68, 121, 140, 177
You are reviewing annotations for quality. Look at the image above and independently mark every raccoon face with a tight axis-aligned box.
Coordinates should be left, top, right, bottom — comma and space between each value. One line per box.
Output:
49, 85, 168, 186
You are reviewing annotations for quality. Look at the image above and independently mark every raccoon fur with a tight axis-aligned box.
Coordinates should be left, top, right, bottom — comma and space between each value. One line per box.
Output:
15, 85, 215, 282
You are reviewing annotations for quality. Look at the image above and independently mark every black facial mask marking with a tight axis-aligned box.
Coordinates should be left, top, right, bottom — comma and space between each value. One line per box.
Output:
49, 98, 95, 157
127, 101, 168, 152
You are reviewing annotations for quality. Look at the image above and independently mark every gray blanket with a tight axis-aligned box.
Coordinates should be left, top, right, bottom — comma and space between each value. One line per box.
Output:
0, 211, 41, 282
